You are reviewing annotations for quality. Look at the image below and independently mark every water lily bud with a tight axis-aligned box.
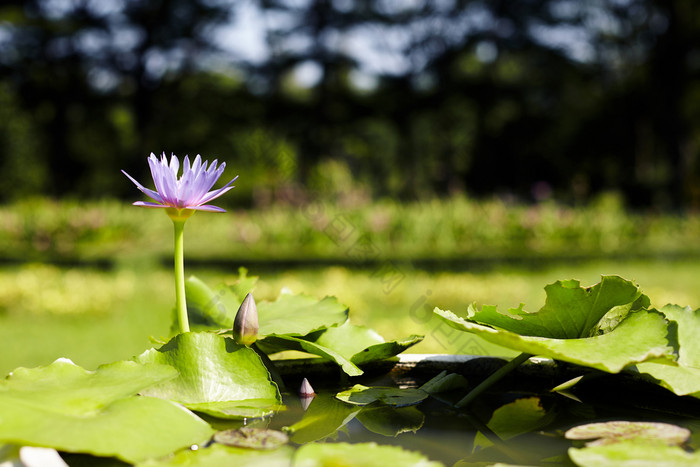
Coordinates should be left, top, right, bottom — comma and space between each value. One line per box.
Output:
233, 293, 258, 346
299, 378, 316, 411
299, 378, 315, 397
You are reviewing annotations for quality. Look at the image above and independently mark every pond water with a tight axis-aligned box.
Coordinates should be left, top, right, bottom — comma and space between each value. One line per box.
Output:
219, 356, 700, 466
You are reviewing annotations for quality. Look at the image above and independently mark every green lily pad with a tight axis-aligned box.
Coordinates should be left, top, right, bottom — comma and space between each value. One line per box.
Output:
635, 359, 700, 396
565, 421, 690, 447
433, 276, 672, 373
186, 276, 416, 373
0, 359, 213, 463
135, 332, 281, 419
315, 322, 385, 354
434, 308, 672, 373
294, 442, 445, 467
314, 323, 423, 365
635, 359, 700, 397
187, 275, 350, 337
630, 304, 700, 397
0, 358, 177, 414
283, 393, 362, 443
356, 405, 425, 436
258, 334, 364, 376
568, 441, 700, 467
213, 427, 289, 450
465, 276, 645, 339
474, 397, 551, 451
258, 323, 421, 375
658, 304, 700, 367
258, 293, 349, 336
0, 396, 215, 463
138, 443, 294, 467
336, 384, 428, 407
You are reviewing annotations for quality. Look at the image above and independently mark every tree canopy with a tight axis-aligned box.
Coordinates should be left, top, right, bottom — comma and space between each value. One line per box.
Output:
0, 0, 698, 208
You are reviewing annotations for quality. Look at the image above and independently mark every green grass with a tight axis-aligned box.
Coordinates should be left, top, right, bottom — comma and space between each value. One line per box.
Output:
2, 258, 699, 377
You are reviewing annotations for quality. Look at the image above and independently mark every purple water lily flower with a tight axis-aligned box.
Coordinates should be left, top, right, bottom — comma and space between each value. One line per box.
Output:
122, 153, 238, 215
122, 152, 238, 334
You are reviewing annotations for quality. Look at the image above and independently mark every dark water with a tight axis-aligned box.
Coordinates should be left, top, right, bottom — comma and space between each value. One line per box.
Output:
255, 391, 695, 465
249, 365, 700, 466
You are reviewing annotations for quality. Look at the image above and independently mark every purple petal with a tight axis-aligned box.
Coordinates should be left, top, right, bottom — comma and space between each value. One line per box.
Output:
121, 170, 164, 204
183, 155, 191, 175
197, 176, 238, 205
169, 154, 180, 175
147, 157, 169, 203
178, 172, 200, 206
191, 155, 202, 176
188, 166, 224, 204
133, 201, 168, 208
158, 158, 180, 206
190, 204, 227, 212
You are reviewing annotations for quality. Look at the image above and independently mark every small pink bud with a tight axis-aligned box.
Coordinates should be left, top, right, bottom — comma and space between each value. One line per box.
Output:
299, 378, 315, 397
300, 378, 316, 411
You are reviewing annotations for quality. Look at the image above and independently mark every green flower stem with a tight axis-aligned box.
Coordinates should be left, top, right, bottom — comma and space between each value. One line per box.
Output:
173, 219, 190, 333
456, 352, 533, 408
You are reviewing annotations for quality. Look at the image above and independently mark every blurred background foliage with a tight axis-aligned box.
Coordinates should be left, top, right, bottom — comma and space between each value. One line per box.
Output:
2, 0, 700, 371
3, 195, 700, 265
0, 0, 699, 209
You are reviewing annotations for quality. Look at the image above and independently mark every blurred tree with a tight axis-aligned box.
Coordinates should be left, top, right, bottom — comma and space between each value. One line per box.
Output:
0, 0, 699, 209
645, 0, 700, 208
0, 83, 46, 199
0, 0, 235, 197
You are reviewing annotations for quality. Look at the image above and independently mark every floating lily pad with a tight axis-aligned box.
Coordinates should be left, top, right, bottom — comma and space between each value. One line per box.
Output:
0, 359, 213, 463
258, 335, 364, 376
134, 332, 281, 419
336, 384, 428, 407
258, 323, 421, 376
294, 442, 444, 467
464, 276, 645, 339
565, 421, 690, 447
283, 393, 362, 443
658, 304, 700, 368
213, 427, 288, 450
627, 304, 700, 397
356, 405, 425, 437
186, 276, 417, 374
257, 293, 349, 336
568, 441, 700, 467
138, 443, 295, 467
314, 322, 384, 355
474, 397, 551, 451
186, 275, 349, 336
434, 307, 672, 373
635, 359, 700, 397
314, 323, 423, 365
0, 358, 177, 415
